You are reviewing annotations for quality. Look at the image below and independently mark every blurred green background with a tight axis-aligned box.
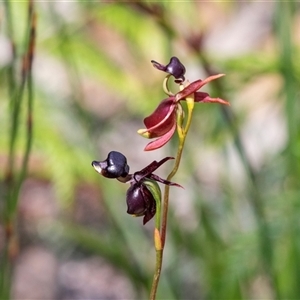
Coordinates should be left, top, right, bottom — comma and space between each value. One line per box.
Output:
1, 1, 300, 299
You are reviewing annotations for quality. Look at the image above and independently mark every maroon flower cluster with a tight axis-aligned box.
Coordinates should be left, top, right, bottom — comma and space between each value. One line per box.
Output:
139, 58, 229, 150
92, 57, 229, 225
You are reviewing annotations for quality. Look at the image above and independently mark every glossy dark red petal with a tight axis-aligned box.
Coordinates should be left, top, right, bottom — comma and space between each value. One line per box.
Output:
134, 157, 174, 181
194, 92, 230, 105
144, 121, 176, 151
176, 74, 225, 101
143, 97, 176, 137
193, 91, 209, 101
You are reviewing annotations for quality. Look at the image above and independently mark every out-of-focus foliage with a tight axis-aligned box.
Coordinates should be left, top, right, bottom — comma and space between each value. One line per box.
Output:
1, 1, 300, 299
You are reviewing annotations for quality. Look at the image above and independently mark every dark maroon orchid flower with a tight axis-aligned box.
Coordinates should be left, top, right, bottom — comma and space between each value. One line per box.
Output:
127, 156, 181, 224
138, 74, 230, 151
92, 152, 180, 224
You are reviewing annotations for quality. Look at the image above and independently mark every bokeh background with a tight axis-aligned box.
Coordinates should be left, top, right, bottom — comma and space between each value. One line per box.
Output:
1, 1, 300, 299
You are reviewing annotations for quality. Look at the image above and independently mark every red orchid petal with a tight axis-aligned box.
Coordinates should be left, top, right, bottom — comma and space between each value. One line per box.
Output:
193, 91, 209, 101
144, 121, 176, 151
176, 74, 225, 101
194, 92, 230, 106
149, 174, 183, 188
144, 97, 174, 127
134, 157, 174, 180
142, 97, 176, 137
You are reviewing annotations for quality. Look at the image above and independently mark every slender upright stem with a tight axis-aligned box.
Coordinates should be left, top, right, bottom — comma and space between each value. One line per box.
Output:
149, 244, 163, 300
150, 92, 194, 300
161, 95, 194, 248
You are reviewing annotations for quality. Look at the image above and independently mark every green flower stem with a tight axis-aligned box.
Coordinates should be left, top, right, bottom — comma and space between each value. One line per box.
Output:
149, 233, 162, 300
150, 92, 195, 300
161, 89, 194, 248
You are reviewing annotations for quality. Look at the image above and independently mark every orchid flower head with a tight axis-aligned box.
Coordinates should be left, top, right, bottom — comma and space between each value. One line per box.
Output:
92, 152, 181, 224
138, 72, 230, 151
